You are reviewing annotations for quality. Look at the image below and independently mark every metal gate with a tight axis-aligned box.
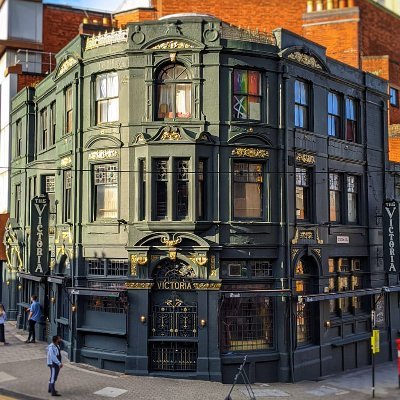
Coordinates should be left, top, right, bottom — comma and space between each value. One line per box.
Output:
150, 293, 198, 371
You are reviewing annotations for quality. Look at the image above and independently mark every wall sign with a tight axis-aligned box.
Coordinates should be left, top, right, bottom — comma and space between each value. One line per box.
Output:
336, 236, 350, 244
383, 200, 400, 273
29, 195, 50, 275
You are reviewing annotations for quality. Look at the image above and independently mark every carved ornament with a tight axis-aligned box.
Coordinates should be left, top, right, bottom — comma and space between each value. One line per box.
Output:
288, 51, 323, 70
210, 255, 217, 277
299, 231, 314, 240
291, 248, 300, 261
85, 28, 128, 51
88, 149, 118, 161
151, 41, 194, 50
231, 147, 269, 158
312, 248, 322, 259
161, 127, 182, 141
296, 153, 315, 165
126, 282, 154, 289
193, 282, 222, 290
160, 235, 182, 247
57, 57, 78, 78
60, 156, 72, 167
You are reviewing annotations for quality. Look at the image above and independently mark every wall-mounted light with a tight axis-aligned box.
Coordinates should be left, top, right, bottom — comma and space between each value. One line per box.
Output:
6, 280, 10, 286
140, 315, 146, 324
17, 284, 22, 290
51, 297, 56, 303
324, 320, 331, 328
71, 304, 77, 312
200, 319, 207, 328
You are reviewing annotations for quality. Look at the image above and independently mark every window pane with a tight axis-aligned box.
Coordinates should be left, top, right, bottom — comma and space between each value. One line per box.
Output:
248, 96, 261, 120
233, 70, 248, 93
233, 70, 261, 121
107, 98, 119, 121
107, 73, 119, 97
158, 84, 174, 118
176, 159, 189, 219
175, 84, 191, 118
96, 75, 107, 100
96, 185, 118, 219
295, 81, 308, 128
248, 71, 261, 95
233, 162, 263, 219
233, 95, 248, 119
220, 297, 273, 352
156, 160, 168, 218
197, 160, 206, 220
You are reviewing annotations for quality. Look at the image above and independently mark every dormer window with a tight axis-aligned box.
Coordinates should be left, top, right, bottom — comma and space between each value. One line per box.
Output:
156, 64, 192, 119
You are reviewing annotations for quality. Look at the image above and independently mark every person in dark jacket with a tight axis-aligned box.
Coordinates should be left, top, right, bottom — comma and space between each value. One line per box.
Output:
47, 335, 63, 396
0, 304, 7, 345
26, 295, 41, 343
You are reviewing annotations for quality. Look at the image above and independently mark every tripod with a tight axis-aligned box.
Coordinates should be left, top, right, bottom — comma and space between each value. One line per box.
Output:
225, 355, 256, 400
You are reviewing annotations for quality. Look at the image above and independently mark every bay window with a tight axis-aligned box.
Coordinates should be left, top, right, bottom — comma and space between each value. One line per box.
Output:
232, 69, 261, 120
96, 72, 119, 123
156, 64, 191, 119
93, 163, 118, 220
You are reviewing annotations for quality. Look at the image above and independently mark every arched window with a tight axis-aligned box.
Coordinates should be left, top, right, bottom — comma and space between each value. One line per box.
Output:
156, 64, 192, 119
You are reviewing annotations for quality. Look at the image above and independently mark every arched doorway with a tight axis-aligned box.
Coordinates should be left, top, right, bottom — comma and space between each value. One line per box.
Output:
149, 259, 198, 371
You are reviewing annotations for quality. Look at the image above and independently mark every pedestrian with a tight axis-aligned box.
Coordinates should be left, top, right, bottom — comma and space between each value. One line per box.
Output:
0, 304, 7, 345
26, 295, 41, 343
47, 335, 63, 396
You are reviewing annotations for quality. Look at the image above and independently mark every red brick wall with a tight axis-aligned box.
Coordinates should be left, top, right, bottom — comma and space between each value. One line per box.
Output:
115, 9, 157, 27
43, 5, 106, 54
153, 0, 307, 35
17, 74, 43, 92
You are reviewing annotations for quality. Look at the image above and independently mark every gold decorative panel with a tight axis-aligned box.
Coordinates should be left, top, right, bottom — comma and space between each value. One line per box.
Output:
231, 147, 269, 158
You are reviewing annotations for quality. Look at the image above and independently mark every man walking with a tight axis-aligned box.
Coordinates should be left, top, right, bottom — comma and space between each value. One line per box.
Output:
47, 335, 63, 396
26, 295, 41, 343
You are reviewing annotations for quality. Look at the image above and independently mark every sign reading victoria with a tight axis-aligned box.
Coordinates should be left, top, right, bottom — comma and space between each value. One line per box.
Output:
29, 195, 50, 275
383, 200, 400, 273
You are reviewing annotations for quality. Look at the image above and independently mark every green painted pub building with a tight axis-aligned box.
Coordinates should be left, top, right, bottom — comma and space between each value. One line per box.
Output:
4, 14, 400, 382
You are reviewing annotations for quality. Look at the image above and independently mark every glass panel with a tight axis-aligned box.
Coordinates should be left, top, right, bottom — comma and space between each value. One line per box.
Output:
175, 83, 191, 118
233, 162, 263, 219
233, 95, 248, 119
248, 71, 261, 95
248, 96, 261, 120
158, 84, 174, 118
96, 184, 118, 219
233, 69, 248, 93
107, 98, 119, 121
107, 73, 119, 97
96, 75, 107, 100
176, 159, 189, 219
156, 160, 168, 218
197, 160, 206, 220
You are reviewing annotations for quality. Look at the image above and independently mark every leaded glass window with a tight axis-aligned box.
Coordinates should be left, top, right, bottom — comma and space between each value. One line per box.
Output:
155, 159, 168, 218
93, 163, 118, 219
232, 69, 261, 120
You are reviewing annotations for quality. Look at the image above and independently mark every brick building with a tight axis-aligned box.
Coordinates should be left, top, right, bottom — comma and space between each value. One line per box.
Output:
111, 0, 400, 161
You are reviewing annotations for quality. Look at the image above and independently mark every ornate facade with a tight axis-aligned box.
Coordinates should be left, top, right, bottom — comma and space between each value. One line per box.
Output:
5, 15, 400, 382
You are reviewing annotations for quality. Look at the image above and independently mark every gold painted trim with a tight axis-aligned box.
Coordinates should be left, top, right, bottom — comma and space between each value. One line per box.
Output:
288, 52, 323, 70
85, 28, 128, 51
296, 153, 315, 165
60, 156, 72, 168
151, 41, 194, 50
126, 282, 154, 289
193, 282, 222, 290
88, 149, 118, 161
57, 57, 78, 78
231, 147, 269, 158
210, 255, 217, 277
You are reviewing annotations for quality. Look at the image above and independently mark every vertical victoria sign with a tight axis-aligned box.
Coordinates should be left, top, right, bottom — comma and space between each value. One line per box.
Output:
383, 200, 400, 273
29, 194, 50, 275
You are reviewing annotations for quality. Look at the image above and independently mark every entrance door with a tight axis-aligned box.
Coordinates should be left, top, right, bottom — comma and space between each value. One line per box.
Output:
149, 291, 198, 371
149, 259, 199, 372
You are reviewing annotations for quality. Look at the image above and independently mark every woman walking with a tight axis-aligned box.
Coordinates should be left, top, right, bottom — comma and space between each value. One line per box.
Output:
0, 304, 7, 345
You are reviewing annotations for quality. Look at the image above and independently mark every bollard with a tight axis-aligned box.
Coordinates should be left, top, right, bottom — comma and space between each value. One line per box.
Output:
396, 339, 400, 389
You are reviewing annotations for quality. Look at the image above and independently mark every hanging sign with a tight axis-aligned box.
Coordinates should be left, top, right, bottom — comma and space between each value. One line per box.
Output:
383, 200, 400, 273
29, 194, 50, 275
371, 329, 380, 354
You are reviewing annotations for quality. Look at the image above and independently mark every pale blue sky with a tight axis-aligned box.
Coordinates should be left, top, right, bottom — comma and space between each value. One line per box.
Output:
44, 0, 150, 13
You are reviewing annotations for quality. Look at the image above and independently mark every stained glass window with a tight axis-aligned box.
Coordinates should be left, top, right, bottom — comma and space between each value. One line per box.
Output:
232, 69, 261, 120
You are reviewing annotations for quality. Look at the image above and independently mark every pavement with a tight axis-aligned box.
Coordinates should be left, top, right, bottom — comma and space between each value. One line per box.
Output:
0, 321, 400, 400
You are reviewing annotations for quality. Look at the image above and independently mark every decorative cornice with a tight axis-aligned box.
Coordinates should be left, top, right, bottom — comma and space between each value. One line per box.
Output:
56, 57, 78, 78
193, 282, 222, 290
88, 149, 118, 161
150, 40, 194, 50
288, 51, 323, 70
60, 156, 72, 168
85, 28, 128, 51
231, 147, 269, 158
126, 282, 153, 289
296, 153, 315, 165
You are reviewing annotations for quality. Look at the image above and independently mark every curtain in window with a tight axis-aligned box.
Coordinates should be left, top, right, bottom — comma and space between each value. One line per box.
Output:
96, 185, 118, 219
158, 84, 173, 118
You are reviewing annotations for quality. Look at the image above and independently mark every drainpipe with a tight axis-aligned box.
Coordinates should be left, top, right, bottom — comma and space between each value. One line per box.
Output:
281, 62, 295, 383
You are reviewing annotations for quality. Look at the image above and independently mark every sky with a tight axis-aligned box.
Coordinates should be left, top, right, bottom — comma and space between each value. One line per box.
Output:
43, 0, 151, 13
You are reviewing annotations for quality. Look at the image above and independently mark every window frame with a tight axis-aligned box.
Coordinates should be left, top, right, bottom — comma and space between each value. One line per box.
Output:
232, 68, 262, 121
16, 119, 22, 157
63, 169, 72, 223
50, 101, 56, 146
295, 166, 312, 222
390, 87, 399, 107
92, 162, 119, 221
232, 160, 267, 221
329, 172, 342, 224
138, 159, 146, 221
15, 184, 21, 223
65, 85, 73, 134
345, 97, 358, 142
155, 63, 192, 120
346, 174, 359, 224
197, 159, 207, 221
294, 80, 310, 130
175, 158, 190, 220
95, 72, 119, 124
39, 107, 48, 151
328, 91, 342, 137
